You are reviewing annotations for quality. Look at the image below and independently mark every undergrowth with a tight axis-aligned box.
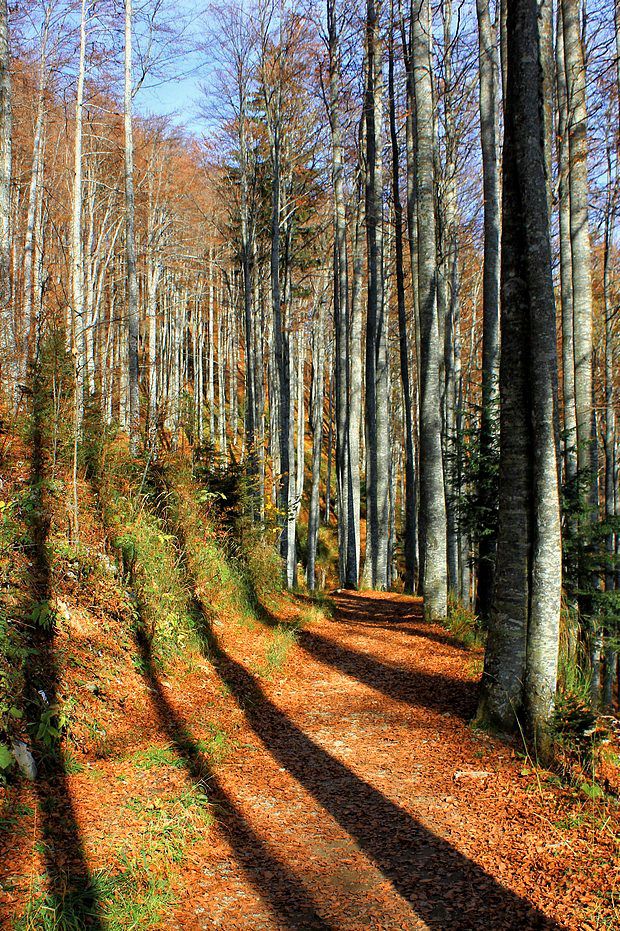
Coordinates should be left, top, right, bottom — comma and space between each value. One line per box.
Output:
445, 596, 483, 649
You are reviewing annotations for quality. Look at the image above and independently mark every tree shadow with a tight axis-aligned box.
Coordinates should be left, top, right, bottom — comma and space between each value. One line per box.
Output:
329, 591, 472, 652
240, 593, 477, 719
134, 622, 335, 931
153, 472, 559, 927
205, 635, 560, 929
295, 627, 477, 719
14, 382, 103, 927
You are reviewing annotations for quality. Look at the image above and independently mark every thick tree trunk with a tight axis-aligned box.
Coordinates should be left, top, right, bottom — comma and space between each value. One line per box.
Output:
480, 0, 561, 737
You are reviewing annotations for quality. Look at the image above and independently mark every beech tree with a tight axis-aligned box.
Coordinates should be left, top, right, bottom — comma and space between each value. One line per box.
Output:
479, 0, 561, 737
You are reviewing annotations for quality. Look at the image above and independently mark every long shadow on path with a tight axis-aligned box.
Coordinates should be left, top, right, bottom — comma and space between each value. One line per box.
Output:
251, 594, 477, 719
14, 385, 103, 928
331, 591, 473, 652
296, 627, 477, 719
200, 628, 561, 929
135, 625, 334, 931
156, 476, 559, 929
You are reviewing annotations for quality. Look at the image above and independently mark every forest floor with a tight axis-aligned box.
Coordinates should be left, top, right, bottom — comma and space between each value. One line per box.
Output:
1, 587, 619, 930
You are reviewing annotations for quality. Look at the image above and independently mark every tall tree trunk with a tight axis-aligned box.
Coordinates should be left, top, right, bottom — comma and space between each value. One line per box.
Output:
208, 245, 215, 443
480, 0, 561, 737
327, 0, 351, 587
556, 4, 577, 488
364, 0, 390, 590
307, 289, 326, 590
0, 0, 12, 397
346, 168, 364, 588
412, 0, 447, 619
21, 94, 45, 376
440, 0, 462, 598
561, 0, 593, 491
72, 0, 87, 418
475, 0, 501, 620
388, 5, 416, 592
124, 0, 140, 455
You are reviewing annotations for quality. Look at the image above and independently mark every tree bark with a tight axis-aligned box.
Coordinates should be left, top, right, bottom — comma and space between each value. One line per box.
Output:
475, 0, 501, 620
364, 0, 390, 590
124, 0, 140, 455
388, 4, 416, 593
327, 0, 351, 587
412, 0, 447, 618
0, 0, 12, 397
480, 0, 561, 737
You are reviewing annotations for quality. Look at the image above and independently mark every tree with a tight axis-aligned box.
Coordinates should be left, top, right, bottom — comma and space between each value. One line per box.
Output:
124, 0, 140, 455
364, 0, 390, 590
412, 0, 447, 619
474, 0, 500, 620
479, 0, 561, 738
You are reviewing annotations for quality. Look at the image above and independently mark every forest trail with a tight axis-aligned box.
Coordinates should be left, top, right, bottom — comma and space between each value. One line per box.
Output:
169, 591, 591, 930
1, 590, 613, 929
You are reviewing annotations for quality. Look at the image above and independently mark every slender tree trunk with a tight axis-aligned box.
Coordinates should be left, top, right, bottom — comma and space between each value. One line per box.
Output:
364, 0, 390, 589
21, 95, 45, 376
556, 5, 577, 488
307, 290, 326, 590
602, 159, 617, 708
412, 0, 447, 618
389, 6, 416, 592
346, 168, 364, 587
562, 0, 593, 490
475, 0, 501, 620
124, 0, 140, 455
72, 0, 87, 418
208, 246, 215, 443
327, 0, 351, 587
0, 0, 12, 397
325, 366, 333, 525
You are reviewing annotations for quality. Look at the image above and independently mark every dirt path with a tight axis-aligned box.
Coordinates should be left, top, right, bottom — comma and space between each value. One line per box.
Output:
2, 590, 615, 929
171, 592, 590, 930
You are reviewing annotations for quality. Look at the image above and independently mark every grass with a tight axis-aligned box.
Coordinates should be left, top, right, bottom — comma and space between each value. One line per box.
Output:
17, 867, 175, 931
195, 723, 235, 764
259, 624, 300, 679
129, 745, 186, 771
445, 596, 483, 649
122, 785, 213, 865
19, 779, 214, 929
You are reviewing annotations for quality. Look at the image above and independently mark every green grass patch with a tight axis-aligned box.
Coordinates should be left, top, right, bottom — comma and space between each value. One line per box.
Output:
123, 785, 213, 865
130, 745, 186, 771
259, 625, 300, 679
17, 866, 175, 931
195, 723, 235, 764
445, 596, 483, 648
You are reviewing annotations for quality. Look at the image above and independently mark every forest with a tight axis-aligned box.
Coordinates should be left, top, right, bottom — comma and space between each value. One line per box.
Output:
0, 0, 619, 926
